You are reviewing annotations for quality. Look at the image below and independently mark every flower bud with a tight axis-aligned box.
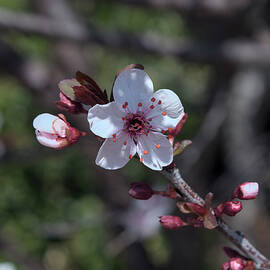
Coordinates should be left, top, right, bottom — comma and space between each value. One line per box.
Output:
229, 258, 245, 270
233, 182, 259, 200
128, 182, 153, 200
33, 113, 85, 149
168, 113, 188, 139
56, 91, 87, 114
159, 215, 184, 230
223, 201, 242, 216
222, 262, 230, 270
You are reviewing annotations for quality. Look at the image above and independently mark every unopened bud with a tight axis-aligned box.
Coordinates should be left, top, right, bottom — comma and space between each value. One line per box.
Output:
222, 261, 230, 270
128, 182, 153, 200
229, 258, 245, 270
223, 201, 242, 216
233, 182, 259, 200
159, 215, 184, 230
56, 92, 87, 114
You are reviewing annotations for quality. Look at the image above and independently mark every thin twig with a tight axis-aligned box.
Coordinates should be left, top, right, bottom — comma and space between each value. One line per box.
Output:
161, 167, 270, 270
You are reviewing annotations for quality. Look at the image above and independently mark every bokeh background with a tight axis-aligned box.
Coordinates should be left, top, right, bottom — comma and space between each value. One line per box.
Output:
0, 0, 270, 269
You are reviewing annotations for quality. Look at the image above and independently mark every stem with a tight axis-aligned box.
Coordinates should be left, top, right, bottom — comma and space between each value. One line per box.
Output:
161, 166, 270, 270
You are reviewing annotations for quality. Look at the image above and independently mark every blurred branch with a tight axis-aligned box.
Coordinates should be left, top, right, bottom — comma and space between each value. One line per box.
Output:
1, 8, 270, 66
105, 0, 252, 16
162, 167, 270, 270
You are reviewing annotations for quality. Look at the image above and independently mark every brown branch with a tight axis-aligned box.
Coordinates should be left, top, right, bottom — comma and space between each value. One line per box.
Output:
1, 8, 270, 66
161, 167, 270, 270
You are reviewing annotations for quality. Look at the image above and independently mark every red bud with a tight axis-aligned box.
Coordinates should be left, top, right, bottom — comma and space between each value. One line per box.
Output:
233, 182, 259, 200
56, 92, 87, 114
223, 201, 242, 216
229, 258, 245, 270
160, 215, 184, 230
128, 182, 153, 200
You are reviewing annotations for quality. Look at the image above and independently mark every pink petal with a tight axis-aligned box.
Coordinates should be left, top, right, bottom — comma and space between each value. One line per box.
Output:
35, 130, 68, 149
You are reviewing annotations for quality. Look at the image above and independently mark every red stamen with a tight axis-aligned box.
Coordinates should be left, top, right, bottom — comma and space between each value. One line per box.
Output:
122, 117, 126, 121
150, 105, 155, 109
140, 157, 143, 163
138, 102, 142, 107
112, 134, 116, 138
156, 144, 161, 149
158, 100, 162, 105
144, 150, 148, 155
162, 111, 167, 116
129, 154, 133, 159
151, 97, 156, 102
123, 141, 127, 145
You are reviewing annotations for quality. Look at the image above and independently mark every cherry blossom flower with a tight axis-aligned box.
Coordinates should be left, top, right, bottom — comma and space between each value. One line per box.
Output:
33, 113, 84, 149
88, 68, 184, 170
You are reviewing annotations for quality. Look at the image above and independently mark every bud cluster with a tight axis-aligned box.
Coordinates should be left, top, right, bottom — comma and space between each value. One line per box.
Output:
215, 182, 259, 218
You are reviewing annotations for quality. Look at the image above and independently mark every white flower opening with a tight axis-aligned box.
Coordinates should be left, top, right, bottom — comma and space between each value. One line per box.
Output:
88, 68, 184, 171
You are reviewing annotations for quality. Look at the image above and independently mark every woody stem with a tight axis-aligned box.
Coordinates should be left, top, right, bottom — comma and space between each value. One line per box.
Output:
161, 166, 270, 270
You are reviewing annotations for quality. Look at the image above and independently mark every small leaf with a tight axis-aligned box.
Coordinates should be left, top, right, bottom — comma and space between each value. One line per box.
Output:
58, 79, 80, 101
76, 71, 107, 102
205, 192, 214, 210
173, 140, 192, 156
73, 86, 106, 106
203, 211, 218, 229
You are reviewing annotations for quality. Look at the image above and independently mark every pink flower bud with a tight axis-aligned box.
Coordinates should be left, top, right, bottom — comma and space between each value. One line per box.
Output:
128, 182, 153, 200
56, 92, 87, 114
222, 262, 230, 270
223, 201, 242, 216
33, 113, 84, 149
233, 182, 259, 200
168, 113, 188, 138
159, 215, 184, 230
229, 258, 245, 270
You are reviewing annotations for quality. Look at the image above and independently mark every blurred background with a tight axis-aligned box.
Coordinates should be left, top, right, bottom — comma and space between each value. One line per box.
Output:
0, 0, 270, 269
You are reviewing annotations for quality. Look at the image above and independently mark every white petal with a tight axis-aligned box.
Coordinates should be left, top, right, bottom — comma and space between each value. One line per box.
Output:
113, 69, 154, 113
152, 89, 184, 118
96, 135, 136, 170
33, 113, 59, 134
88, 102, 125, 138
35, 130, 68, 149
136, 132, 173, 171
52, 118, 68, 138
150, 112, 185, 132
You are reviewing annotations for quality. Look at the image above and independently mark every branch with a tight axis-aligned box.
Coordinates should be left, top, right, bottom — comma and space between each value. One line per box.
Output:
1, 8, 270, 66
161, 167, 270, 270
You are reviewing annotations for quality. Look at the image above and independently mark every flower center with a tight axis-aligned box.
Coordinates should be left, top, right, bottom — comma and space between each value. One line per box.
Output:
124, 112, 150, 136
